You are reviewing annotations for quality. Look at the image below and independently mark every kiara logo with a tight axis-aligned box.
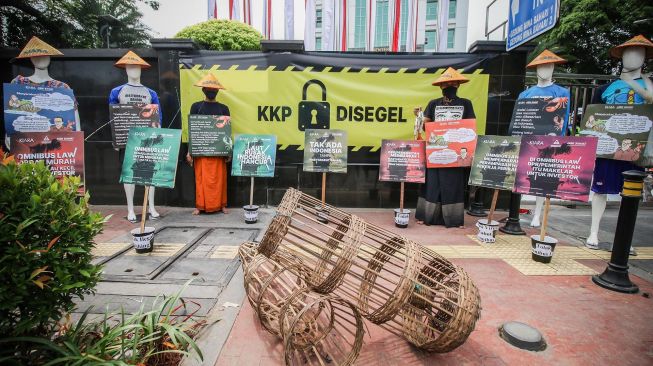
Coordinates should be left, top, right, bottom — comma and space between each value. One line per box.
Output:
529, 140, 544, 145
18, 138, 35, 143
257, 79, 408, 131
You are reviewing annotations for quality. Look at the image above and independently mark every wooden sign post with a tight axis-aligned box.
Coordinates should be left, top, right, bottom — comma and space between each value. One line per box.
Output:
140, 186, 150, 234
539, 197, 551, 241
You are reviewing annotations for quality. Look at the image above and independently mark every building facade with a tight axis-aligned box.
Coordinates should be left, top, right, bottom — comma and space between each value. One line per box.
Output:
311, 0, 469, 52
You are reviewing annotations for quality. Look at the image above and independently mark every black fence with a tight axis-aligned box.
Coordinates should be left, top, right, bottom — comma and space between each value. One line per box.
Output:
1, 40, 533, 209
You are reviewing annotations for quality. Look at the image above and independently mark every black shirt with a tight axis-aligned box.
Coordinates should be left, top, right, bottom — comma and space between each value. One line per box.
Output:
424, 96, 476, 121
190, 100, 230, 116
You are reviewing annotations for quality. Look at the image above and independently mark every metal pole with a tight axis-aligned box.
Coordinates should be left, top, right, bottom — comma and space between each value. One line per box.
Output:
499, 192, 526, 235
592, 170, 646, 294
467, 186, 487, 217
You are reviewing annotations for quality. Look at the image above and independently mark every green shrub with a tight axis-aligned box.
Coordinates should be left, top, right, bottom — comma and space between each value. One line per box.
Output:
0, 159, 105, 337
175, 19, 263, 51
0, 282, 204, 365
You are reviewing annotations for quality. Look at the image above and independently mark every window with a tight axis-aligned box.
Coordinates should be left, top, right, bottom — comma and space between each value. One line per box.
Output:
316, 37, 322, 50
316, 9, 322, 29
354, 0, 366, 49
447, 28, 455, 49
399, 0, 408, 49
426, 0, 438, 21
424, 30, 436, 52
374, 0, 389, 48
449, 0, 457, 19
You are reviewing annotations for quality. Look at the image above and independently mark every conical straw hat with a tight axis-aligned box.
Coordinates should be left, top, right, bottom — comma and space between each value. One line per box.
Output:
114, 51, 151, 68
610, 34, 653, 59
431, 67, 469, 86
194, 73, 226, 90
16, 36, 63, 59
526, 49, 566, 68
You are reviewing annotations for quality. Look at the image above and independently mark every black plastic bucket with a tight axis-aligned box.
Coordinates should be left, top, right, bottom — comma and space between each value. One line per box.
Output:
394, 208, 410, 228
131, 227, 155, 254
531, 235, 558, 263
476, 219, 499, 243
244, 205, 259, 224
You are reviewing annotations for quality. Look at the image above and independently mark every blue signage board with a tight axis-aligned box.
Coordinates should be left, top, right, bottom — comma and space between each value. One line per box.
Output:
507, 0, 560, 51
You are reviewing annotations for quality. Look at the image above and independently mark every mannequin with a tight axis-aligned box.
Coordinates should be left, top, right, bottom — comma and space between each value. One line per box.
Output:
587, 35, 653, 248
517, 50, 571, 227
109, 51, 161, 222
6, 37, 80, 148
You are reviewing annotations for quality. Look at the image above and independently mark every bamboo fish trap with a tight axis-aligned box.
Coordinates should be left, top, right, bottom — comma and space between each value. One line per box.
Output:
258, 188, 481, 352
239, 242, 365, 365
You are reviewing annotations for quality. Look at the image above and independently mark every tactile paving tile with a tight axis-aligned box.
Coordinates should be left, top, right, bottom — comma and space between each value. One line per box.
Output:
125, 243, 185, 257
92, 243, 130, 257
503, 258, 597, 276
209, 245, 240, 259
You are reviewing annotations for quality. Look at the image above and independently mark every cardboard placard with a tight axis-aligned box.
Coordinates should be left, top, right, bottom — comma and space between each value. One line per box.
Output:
11, 131, 85, 195
514, 135, 598, 202
468, 136, 521, 190
578, 104, 653, 166
508, 97, 569, 136
424, 119, 477, 168
110, 104, 160, 148
231, 134, 277, 177
120, 127, 181, 189
4, 83, 77, 135
188, 115, 233, 156
303, 129, 348, 173
378, 139, 425, 183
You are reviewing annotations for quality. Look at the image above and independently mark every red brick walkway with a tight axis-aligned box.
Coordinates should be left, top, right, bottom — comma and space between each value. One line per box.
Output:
216, 212, 653, 366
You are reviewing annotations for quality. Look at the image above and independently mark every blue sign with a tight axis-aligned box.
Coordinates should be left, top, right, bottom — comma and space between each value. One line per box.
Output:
3, 83, 78, 136
507, 0, 560, 51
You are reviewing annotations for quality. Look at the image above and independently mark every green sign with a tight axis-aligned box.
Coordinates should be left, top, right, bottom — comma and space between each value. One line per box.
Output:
188, 115, 233, 156
468, 135, 521, 191
120, 127, 181, 188
303, 129, 347, 173
231, 134, 276, 177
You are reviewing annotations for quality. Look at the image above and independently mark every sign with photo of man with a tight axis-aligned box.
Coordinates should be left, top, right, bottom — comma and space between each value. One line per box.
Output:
303, 129, 348, 173
424, 119, 477, 168
578, 104, 652, 166
120, 127, 181, 188
3, 83, 78, 135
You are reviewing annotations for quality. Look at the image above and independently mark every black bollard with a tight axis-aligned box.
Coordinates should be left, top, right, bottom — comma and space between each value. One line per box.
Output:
467, 186, 487, 217
592, 170, 646, 294
499, 192, 526, 235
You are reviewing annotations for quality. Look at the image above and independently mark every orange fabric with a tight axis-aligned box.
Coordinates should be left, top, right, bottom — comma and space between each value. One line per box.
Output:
194, 157, 227, 212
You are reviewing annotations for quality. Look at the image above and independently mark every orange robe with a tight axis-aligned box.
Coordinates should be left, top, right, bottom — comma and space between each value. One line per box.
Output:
194, 156, 227, 212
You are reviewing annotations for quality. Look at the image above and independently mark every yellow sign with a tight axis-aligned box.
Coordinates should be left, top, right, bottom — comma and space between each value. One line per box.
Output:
180, 68, 489, 149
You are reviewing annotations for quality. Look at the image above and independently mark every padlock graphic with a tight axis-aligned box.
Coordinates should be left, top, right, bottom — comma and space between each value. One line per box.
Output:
298, 79, 330, 131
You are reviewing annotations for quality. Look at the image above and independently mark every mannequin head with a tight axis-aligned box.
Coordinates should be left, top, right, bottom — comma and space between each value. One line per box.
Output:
621, 47, 645, 72
31, 56, 51, 70
536, 63, 554, 82
125, 64, 142, 81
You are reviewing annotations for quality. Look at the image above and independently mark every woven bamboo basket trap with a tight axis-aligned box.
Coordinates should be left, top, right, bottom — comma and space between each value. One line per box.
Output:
257, 188, 482, 353
239, 241, 365, 366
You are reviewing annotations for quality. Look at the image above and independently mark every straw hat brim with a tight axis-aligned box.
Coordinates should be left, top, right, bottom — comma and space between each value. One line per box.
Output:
432, 78, 469, 86
610, 44, 653, 59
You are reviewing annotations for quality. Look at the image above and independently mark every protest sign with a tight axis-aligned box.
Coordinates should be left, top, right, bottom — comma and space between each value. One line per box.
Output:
578, 104, 652, 166
378, 139, 425, 183
188, 115, 233, 156
231, 134, 277, 177
508, 97, 569, 136
120, 127, 181, 189
4, 83, 77, 135
303, 129, 347, 173
469, 136, 521, 190
11, 131, 85, 195
110, 104, 160, 148
424, 119, 477, 168
514, 135, 597, 202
